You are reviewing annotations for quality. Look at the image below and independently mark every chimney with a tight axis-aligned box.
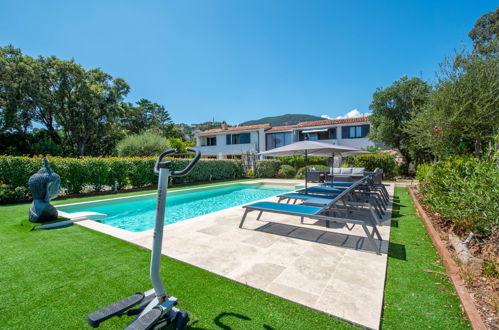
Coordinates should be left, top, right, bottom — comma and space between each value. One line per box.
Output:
221, 121, 228, 130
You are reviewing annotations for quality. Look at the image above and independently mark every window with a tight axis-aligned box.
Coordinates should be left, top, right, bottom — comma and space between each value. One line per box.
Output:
201, 136, 216, 146
206, 137, 216, 146
266, 132, 292, 150
342, 125, 370, 139
349, 126, 362, 138
226, 133, 251, 145
298, 128, 336, 141
328, 128, 337, 139
308, 134, 318, 141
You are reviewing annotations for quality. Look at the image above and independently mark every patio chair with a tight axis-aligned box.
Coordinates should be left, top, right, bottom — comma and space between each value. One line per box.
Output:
349, 169, 389, 205
281, 187, 385, 222
239, 179, 383, 254
322, 169, 390, 210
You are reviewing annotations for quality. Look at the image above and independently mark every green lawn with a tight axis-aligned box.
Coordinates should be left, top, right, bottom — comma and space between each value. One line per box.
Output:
382, 187, 469, 329
0, 184, 469, 329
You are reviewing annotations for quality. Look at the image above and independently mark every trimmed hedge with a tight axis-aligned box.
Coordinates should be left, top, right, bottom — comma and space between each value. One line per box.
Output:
0, 156, 244, 202
416, 157, 498, 237
344, 154, 398, 179
255, 160, 281, 178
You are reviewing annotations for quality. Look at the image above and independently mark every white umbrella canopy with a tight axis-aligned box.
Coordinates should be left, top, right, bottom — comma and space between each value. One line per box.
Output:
259, 140, 370, 191
259, 140, 362, 157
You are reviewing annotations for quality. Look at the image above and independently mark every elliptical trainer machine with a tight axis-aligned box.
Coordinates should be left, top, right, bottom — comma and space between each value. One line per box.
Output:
87, 148, 201, 330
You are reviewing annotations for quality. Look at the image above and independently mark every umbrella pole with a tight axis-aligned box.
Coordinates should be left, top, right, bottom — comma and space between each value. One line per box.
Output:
331, 152, 334, 185
305, 149, 308, 193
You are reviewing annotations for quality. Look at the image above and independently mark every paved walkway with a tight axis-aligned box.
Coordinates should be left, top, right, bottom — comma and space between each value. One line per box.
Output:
74, 181, 394, 329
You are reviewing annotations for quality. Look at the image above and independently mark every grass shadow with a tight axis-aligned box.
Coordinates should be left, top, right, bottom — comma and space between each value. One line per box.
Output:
214, 312, 251, 330
388, 242, 407, 261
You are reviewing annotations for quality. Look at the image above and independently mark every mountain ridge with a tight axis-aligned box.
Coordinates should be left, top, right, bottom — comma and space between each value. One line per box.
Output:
240, 114, 324, 126
178, 114, 328, 138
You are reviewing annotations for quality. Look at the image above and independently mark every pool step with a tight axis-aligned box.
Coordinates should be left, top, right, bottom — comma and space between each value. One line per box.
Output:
88, 292, 145, 328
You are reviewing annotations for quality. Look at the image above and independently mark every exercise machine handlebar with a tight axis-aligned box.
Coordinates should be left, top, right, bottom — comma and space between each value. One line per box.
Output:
154, 147, 201, 176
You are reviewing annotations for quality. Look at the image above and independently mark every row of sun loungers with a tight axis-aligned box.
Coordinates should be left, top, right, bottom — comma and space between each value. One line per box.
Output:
239, 169, 389, 254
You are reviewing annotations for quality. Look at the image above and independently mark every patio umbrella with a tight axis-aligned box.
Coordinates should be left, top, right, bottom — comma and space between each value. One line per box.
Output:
259, 140, 368, 192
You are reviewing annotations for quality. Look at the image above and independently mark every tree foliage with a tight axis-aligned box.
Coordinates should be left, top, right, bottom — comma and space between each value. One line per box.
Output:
468, 7, 499, 57
368, 76, 431, 166
119, 98, 180, 137
0, 45, 184, 156
407, 55, 499, 158
115, 132, 171, 157
369, 8, 499, 164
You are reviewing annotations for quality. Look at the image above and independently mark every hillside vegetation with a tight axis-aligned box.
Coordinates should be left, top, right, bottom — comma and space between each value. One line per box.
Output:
241, 114, 323, 126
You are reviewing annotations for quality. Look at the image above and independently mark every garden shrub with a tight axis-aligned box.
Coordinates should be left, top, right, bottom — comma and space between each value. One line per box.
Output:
295, 165, 330, 179
255, 160, 281, 178
344, 154, 399, 179
277, 165, 296, 178
115, 132, 171, 157
0, 156, 244, 202
416, 157, 499, 237
279, 155, 327, 170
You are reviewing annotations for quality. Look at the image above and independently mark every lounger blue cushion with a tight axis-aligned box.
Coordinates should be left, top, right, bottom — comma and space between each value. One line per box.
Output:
244, 201, 323, 215
301, 198, 330, 206
300, 186, 345, 194
322, 181, 354, 187
278, 193, 339, 200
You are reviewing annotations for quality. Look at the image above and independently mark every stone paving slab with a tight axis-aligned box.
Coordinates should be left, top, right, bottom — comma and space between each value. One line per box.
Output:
74, 180, 394, 329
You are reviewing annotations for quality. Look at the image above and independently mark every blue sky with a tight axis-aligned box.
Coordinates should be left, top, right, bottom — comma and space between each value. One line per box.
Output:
0, 1, 496, 124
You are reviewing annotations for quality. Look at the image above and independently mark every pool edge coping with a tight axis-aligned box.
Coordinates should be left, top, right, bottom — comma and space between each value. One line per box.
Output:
56, 179, 301, 208
59, 179, 304, 239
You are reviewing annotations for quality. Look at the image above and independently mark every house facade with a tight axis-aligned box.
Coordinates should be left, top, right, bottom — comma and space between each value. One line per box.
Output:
195, 117, 375, 159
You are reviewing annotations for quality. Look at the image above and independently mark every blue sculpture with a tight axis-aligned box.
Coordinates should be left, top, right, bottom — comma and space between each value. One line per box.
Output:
28, 158, 61, 222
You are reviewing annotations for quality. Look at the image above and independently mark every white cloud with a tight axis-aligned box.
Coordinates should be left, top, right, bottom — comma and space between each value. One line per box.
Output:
336, 109, 363, 119
321, 109, 368, 120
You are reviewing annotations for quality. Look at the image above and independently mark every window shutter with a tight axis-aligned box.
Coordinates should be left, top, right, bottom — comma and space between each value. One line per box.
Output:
329, 128, 336, 139
361, 125, 370, 138
240, 133, 250, 144
226, 134, 231, 145
342, 126, 349, 139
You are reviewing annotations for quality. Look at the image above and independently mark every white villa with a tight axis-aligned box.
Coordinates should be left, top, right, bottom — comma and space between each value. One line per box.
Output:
195, 117, 375, 159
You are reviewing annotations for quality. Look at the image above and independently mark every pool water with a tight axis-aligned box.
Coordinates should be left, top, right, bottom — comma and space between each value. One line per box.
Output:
58, 184, 292, 232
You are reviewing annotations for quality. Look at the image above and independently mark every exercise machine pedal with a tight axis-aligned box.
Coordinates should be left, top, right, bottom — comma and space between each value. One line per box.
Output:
125, 307, 163, 330
88, 292, 145, 328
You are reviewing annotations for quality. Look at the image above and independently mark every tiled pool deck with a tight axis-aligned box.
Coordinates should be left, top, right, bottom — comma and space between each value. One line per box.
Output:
67, 180, 394, 329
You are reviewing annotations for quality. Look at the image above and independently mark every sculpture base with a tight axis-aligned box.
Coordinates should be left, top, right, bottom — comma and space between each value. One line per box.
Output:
29, 200, 59, 223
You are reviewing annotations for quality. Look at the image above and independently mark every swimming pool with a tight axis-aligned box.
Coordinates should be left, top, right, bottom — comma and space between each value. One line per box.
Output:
57, 183, 294, 232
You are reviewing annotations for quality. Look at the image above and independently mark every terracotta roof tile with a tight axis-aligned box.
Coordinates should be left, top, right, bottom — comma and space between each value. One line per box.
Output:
196, 116, 370, 135
267, 125, 295, 132
197, 124, 270, 135
296, 116, 369, 128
